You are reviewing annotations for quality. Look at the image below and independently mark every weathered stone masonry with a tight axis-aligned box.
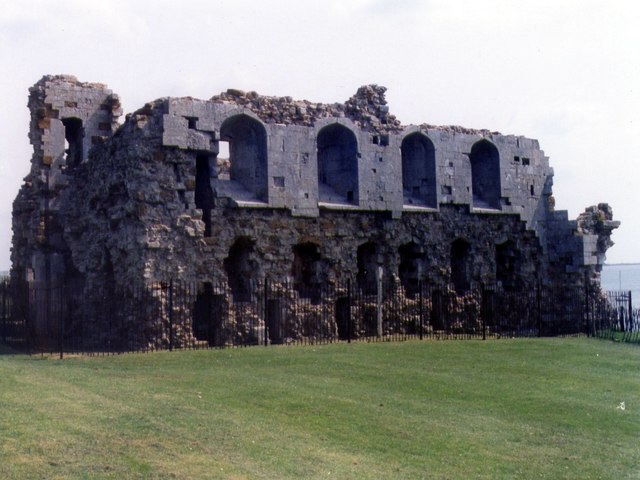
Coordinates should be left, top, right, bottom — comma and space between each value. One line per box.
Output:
11, 75, 619, 339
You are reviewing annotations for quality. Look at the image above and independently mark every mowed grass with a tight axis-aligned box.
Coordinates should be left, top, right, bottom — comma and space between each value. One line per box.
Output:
0, 339, 638, 479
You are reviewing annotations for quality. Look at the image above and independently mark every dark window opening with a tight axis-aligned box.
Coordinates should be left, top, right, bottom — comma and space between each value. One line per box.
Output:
451, 239, 471, 292
193, 282, 225, 346
186, 117, 198, 129
220, 115, 268, 201
273, 176, 285, 188
292, 243, 324, 304
372, 135, 379, 144
522, 157, 530, 166
195, 153, 214, 237
215, 140, 230, 179
401, 132, 437, 208
266, 298, 283, 344
91, 135, 104, 146
496, 241, 521, 291
173, 162, 182, 182
62, 117, 83, 166
470, 139, 501, 209
317, 124, 359, 205
335, 296, 352, 340
399, 242, 425, 297
530, 184, 535, 196
177, 189, 187, 209
514, 156, 520, 162
224, 237, 257, 302
357, 242, 379, 295
380, 134, 389, 146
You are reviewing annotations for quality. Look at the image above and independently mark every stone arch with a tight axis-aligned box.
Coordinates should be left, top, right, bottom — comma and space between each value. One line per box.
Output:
450, 238, 471, 292
62, 117, 84, 166
470, 139, 501, 209
357, 241, 379, 294
398, 242, 425, 296
224, 237, 257, 302
219, 114, 268, 201
317, 123, 359, 204
401, 132, 437, 208
292, 242, 324, 304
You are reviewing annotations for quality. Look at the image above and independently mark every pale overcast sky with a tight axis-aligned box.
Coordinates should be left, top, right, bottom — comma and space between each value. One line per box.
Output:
1, 0, 639, 270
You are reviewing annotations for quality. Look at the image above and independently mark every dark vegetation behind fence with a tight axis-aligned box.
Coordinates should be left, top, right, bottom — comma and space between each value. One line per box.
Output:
0, 278, 637, 356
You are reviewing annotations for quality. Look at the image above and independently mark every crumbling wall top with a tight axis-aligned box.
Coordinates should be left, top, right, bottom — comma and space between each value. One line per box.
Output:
211, 84, 404, 134
210, 84, 502, 136
30, 74, 112, 93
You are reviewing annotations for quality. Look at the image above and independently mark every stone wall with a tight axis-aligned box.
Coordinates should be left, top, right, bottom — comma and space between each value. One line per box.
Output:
10, 75, 619, 341
161, 88, 553, 230
12, 76, 121, 292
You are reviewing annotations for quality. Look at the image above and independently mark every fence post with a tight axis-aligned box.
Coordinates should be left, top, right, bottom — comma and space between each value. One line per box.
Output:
24, 281, 32, 355
537, 282, 542, 338
590, 285, 597, 338
264, 278, 269, 347
419, 279, 424, 341
584, 281, 590, 337
481, 284, 487, 341
1, 281, 6, 344
624, 290, 633, 342
347, 279, 352, 344
376, 266, 383, 338
628, 290, 633, 330
59, 283, 64, 360
431, 290, 442, 332
168, 280, 174, 352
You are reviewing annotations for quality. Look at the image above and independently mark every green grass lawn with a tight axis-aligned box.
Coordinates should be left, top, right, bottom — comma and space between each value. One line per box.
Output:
0, 338, 638, 479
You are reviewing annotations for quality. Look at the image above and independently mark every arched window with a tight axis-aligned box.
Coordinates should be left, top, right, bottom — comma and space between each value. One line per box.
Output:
451, 239, 471, 292
398, 242, 425, 296
401, 133, 436, 208
317, 124, 358, 204
470, 140, 501, 209
224, 237, 257, 302
219, 114, 268, 201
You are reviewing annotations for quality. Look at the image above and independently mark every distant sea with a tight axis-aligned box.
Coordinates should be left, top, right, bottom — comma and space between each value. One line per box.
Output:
601, 264, 640, 306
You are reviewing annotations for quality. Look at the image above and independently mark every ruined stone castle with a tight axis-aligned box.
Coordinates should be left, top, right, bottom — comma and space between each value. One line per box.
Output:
11, 75, 619, 342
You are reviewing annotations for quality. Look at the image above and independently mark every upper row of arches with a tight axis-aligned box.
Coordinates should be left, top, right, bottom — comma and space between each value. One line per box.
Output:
197, 113, 501, 211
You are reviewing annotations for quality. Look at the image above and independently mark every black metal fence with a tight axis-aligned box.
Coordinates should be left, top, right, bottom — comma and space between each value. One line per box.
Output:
592, 290, 640, 343
0, 277, 636, 356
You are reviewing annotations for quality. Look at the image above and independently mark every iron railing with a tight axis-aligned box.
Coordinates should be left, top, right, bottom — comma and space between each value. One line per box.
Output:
0, 278, 636, 356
